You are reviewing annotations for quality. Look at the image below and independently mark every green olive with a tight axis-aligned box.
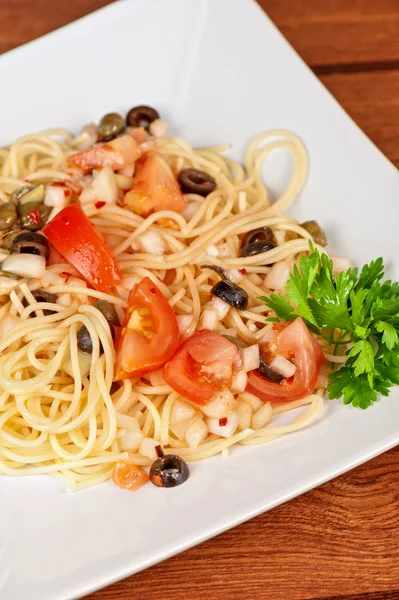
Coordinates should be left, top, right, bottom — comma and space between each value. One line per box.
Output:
301, 220, 328, 247
0, 229, 24, 250
97, 113, 124, 141
17, 184, 45, 206
0, 202, 18, 231
10, 185, 35, 205
18, 202, 51, 231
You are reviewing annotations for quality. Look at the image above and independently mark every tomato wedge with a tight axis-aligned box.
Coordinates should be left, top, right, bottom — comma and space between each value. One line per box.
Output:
68, 135, 139, 174
123, 151, 185, 217
246, 317, 325, 402
114, 277, 180, 380
163, 330, 239, 405
112, 460, 149, 492
43, 205, 122, 292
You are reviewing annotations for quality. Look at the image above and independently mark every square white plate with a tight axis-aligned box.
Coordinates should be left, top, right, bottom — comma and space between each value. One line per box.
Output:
1, 1, 399, 599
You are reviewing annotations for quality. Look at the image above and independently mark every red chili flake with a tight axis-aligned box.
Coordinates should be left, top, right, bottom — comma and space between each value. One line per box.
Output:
239, 268, 247, 275
81, 384, 85, 391
122, 189, 131, 194
150, 287, 157, 295
95, 201, 106, 209
64, 189, 71, 197
60, 271, 71, 282
28, 209, 41, 224
219, 417, 228, 427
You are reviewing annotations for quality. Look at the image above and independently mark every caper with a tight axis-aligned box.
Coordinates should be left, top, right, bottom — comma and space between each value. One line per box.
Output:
10, 185, 35, 205
97, 113, 125, 141
0, 229, 23, 250
18, 202, 51, 231
16, 185, 45, 206
0, 202, 18, 231
301, 220, 328, 247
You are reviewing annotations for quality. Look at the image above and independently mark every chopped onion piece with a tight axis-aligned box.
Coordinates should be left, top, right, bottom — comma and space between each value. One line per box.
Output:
269, 355, 296, 378
201, 308, 218, 331
116, 413, 140, 432
121, 276, 141, 290
0, 276, 20, 293
115, 173, 133, 190
149, 119, 168, 138
231, 369, 248, 394
139, 437, 160, 459
169, 420, 193, 441
181, 201, 200, 221
257, 327, 276, 344
265, 260, 291, 290
44, 184, 71, 208
252, 402, 272, 430
63, 350, 92, 379
206, 411, 238, 438
225, 268, 242, 283
119, 431, 144, 452
238, 391, 264, 411
176, 314, 192, 335
41, 270, 65, 286
56, 293, 72, 307
185, 419, 208, 449
206, 244, 219, 257
137, 230, 167, 255
92, 166, 119, 204
200, 389, 237, 418
331, 255, 353, 275
170, 399, 197, 425
149, 369, 166, 387
241, 344, 260, 372
46, 207, 63, 223
210, 297, 230, 320
1, 254, 46, 279
237, 399, 253, 431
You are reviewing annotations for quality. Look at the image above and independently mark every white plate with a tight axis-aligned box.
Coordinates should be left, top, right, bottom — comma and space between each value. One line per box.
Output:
1, 1, 399, 599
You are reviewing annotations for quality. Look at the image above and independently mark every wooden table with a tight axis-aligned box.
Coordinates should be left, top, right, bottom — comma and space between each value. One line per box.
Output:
2, 1, 399, 599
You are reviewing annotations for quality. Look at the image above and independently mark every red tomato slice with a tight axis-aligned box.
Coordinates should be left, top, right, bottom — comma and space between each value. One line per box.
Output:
123, 151, 185, 217
68, 135, 139, 173
43, 205, 122, 292
114, 277, 180, 380
163, 330, 239, 405
246, 317, 326, 402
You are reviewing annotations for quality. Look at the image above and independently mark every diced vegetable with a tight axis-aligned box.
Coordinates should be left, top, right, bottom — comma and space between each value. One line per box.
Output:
185, 419, 208, 449
123, 151, 185, 217
112, 460, 149, 491
1, 254, 46, 279
68, 135, 139, 173
43, 205, 122, 292
206, 411, 238, 438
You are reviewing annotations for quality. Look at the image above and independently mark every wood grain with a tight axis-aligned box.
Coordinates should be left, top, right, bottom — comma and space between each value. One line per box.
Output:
260, 0, 399, 67
0, 1, 398, 600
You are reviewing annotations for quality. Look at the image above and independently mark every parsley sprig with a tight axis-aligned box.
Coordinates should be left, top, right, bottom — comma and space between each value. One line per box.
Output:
261, 246, 399, 409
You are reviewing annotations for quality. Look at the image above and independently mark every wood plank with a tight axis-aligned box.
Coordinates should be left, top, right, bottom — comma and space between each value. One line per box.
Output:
1, 1, 399, 68
85, 446, 399, 600
320, 70, 399, 168
260, 0, 399, 66
0, 0, 112, 54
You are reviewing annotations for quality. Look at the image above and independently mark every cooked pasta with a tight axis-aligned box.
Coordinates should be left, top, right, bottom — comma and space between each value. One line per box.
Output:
0, 112, 338, 491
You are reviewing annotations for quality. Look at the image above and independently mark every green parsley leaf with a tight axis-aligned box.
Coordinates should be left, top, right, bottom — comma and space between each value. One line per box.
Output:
375, 321, 399, 350
261, 245, 399, 409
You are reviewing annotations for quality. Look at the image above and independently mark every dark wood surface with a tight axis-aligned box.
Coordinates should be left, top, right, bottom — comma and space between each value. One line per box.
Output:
1, 1, 398, 599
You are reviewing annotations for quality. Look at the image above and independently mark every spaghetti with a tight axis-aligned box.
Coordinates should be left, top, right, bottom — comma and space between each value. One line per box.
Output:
0, 118, 335, 491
